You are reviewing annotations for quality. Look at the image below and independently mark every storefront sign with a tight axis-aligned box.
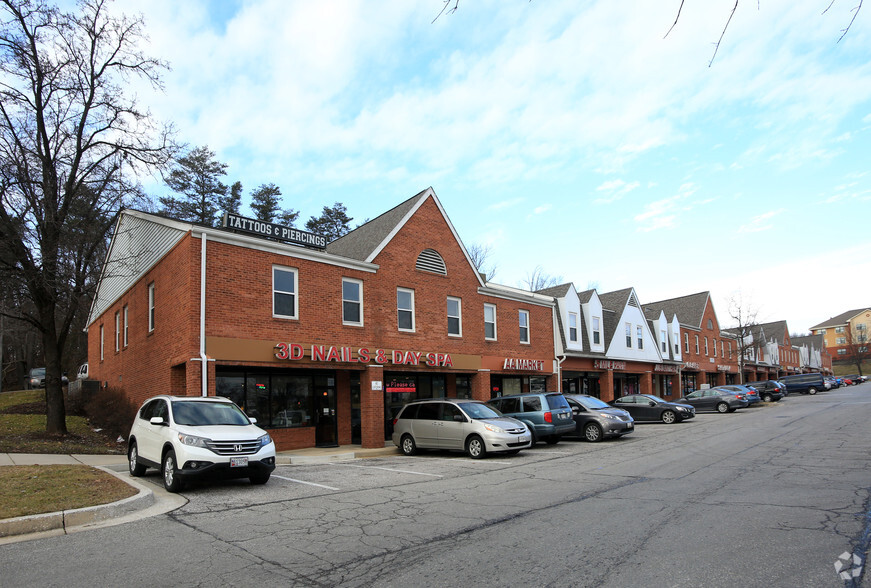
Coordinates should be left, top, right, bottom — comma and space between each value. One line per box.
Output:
274, 343, 454, 367
594, 360, 626, 370
684, 361, 700, 370
654, 364, 680, 374
502, 358, 545, 371
717, 365, 734, 372
223, 212, 327, 249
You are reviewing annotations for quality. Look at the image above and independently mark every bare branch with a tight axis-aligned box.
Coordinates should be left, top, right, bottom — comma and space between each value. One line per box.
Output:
709, 0, 740, 68
432, 0, 459, 24
663, 0, 686, 39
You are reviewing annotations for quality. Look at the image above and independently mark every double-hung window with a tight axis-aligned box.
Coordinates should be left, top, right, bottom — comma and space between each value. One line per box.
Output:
342, 278, 362, 325
519, 310, 530, 344
397, 288, 415, 331
568, 313, 579, 343
625, 323, 632, 348
115, 311, 120, 352
484, 304, 497, 340
447, 297, 462, 337
660, 330, 667, 353
592, 317, 601, 345
123, 305, 129, 347
704, 337, 709, 355
695, 335, 700, 354
637, 325, 643, 349
273, 266, 298, 319
100, 325, 104, 361
148, 283, 155, 332
684, 332, 689, 353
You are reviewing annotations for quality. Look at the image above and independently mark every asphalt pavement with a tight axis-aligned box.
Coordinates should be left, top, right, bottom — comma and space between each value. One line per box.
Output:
0, 443, 399, 543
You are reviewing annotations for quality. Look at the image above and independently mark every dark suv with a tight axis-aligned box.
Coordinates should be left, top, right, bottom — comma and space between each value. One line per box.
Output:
778, 373, 826, 395
745, 380, 785, 402
487, 392, 575, 445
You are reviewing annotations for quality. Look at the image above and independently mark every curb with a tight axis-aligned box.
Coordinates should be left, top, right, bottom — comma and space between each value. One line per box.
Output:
276, 446, 399, 464
0, 466, 154, 542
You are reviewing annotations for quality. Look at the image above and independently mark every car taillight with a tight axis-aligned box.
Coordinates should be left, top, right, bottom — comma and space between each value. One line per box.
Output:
392, 418, 398, 426
544, 411, 553, 423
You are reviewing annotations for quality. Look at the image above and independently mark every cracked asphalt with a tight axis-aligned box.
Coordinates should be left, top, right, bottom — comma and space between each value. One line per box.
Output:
2, 385, 870, 587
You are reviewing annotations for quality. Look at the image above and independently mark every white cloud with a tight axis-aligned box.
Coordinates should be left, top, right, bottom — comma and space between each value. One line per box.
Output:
738, 209, 786, 233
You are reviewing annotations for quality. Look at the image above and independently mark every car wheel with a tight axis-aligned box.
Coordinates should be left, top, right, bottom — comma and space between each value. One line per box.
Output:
527, 428, 537, 445
466, 435, 486, 459
763, 394, 773, 402
661, 410, 677, 424
716, 402, 730, 413
250, 472, 270, 485
808, 387, 818, 395
583, 423, 603, 442
545, 435, 561, 445
128, 442, 146, 477
400, 434, 417, 456
162, 450, 185, 493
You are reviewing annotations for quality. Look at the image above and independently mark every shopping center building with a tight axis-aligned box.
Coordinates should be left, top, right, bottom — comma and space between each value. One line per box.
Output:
86, 189, 558, 450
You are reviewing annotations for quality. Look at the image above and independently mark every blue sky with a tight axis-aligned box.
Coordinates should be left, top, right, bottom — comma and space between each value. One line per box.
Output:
116, 0, 871, 334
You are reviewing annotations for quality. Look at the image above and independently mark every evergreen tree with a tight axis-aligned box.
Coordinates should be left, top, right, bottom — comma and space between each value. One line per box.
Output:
160, 146, 228, 226
305, 202, 353, 242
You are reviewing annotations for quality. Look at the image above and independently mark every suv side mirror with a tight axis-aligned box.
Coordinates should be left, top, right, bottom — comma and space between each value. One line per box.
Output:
149, 416, 165, 426
453, 414, 466, 422
648, 401, 656, 406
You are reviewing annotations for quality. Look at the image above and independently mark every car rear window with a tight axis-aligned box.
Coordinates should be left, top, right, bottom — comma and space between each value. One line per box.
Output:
522, 396, 542, 412
545, 394, 569, 409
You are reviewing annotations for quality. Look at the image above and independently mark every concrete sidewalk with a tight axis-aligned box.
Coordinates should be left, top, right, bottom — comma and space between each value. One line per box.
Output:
0, 443, 399, 543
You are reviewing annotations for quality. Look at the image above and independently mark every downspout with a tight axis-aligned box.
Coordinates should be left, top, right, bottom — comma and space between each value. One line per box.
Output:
200, 232, 208, 397
557, 355, 566, 393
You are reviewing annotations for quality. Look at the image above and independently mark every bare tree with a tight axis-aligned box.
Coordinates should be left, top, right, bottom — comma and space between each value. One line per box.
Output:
0, 0, 176, 434
840, 322, 870, 376
466, 242, 497, 281
727, 291, 760, 383
521, 265, 562, 292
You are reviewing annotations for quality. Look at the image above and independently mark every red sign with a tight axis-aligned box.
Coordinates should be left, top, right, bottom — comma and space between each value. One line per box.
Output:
274, 343, 454, 367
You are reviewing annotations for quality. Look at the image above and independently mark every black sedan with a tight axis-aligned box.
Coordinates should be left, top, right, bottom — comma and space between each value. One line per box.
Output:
610, 394, 695, 424
679, 387, 749, 413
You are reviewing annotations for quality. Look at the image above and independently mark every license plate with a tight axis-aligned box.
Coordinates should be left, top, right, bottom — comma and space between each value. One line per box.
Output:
230, 457, 248, 468
626, 423, 633, 429
519, 436, 530, 443
559, 413, 568, 419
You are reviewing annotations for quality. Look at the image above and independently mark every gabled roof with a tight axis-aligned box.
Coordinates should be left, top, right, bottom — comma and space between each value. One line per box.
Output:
810, 308, 871, 330
753, 320, 790, 346
578, 288, 596, 304
536, 283, 574, 298
790, 334, 825, 349
643, 292, 710, 330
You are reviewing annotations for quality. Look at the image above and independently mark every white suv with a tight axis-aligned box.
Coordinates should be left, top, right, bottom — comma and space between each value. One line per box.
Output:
127, 395, 276, 492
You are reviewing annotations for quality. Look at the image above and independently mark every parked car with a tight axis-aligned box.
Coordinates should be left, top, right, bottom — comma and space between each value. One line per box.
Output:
610, 394, 695, 423
127, 395, 276, 492
844, 374, 866, 385
75, 362, 89, 380
26, 367, 69, 389
563, 394, 634, 442
487, 392, 575, 444
392, 398, 531, 458
745, 380, 785, 402
824, 377, 837, 390
778, 373, 827, 395
718, 385, 761, 406
679, 387, 749, 413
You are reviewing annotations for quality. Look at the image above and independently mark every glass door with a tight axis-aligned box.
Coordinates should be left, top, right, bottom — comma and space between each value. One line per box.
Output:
315, 375, 337, 447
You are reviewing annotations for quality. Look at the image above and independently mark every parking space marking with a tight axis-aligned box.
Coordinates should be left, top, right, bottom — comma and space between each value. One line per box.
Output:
409, 456, 513, 465
329, 463, 443, 477
272, 474, 341, 490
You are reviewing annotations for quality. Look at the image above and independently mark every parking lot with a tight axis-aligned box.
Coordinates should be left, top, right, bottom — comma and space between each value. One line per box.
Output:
4, 384, 871, 587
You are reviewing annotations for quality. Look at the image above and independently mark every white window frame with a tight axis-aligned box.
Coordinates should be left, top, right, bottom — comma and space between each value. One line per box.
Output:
100, 324, 104, 361
568, 312, 579, 343
273, 266, 299, 320
342, 278, 363, 326
148, 282, 155, 332
704, 337, 709, 355
484, 303, 497, 341
519, 310, 530, 344
712, 338, 717, 357
447, 296, 462, 337
592, 317, 601, 345
397, 287, 415, 332
660, 330, 667, 353
123, 305, 129, 347
625, 322, 632, 348
695, 335, 700, 354
637, 325, 643, 349
115, 311, 120, 352
684, 332, 689, 353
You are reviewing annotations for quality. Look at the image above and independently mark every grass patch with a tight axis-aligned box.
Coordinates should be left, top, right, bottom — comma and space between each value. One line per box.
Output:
0, 465, 137, 520
0, 389, 124, 454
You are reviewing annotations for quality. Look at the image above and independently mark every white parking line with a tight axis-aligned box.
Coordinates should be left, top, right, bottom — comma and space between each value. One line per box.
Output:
329, 463, 443, 477
272, 474, 341, 490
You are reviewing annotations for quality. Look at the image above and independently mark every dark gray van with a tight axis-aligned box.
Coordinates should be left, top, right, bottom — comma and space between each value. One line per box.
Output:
778, 373, 825, 395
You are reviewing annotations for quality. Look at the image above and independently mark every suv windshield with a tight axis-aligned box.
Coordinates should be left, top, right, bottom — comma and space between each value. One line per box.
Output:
457, 402, 502, 419
172, 401, 250, 426
30, 368, 45, 377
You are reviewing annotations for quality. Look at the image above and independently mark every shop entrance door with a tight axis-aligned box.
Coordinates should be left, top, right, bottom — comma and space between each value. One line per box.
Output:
315, 378, 337, 447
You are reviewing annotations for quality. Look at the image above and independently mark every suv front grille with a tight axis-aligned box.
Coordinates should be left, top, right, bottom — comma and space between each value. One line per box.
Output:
205, 439, 261, 455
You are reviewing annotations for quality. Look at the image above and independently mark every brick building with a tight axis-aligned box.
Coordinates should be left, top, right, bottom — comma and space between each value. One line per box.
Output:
86, 189, 558, 450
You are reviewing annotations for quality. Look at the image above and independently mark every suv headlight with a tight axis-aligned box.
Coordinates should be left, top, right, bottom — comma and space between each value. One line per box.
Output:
257, 433, 272, 448
178, 433, 209, 448
483, 423, 505, 434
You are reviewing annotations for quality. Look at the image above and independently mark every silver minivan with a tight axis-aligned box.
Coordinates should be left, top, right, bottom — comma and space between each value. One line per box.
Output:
391, 398, 531, 459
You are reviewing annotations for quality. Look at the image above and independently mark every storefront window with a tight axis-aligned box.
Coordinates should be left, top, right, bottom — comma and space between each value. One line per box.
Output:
216, 368, 321, 429
456, 375, 472, 399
